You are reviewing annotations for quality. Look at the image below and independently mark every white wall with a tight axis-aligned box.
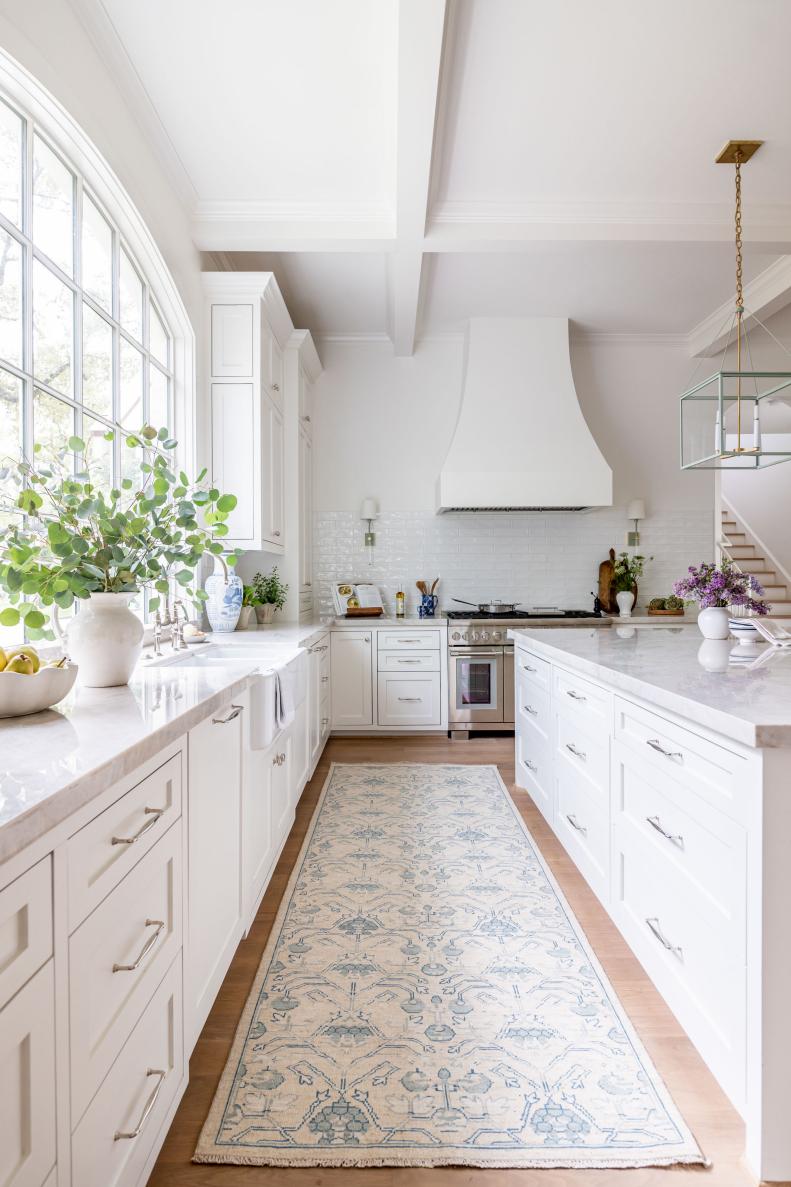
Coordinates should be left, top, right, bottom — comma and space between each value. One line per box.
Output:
312, 335, 714, 612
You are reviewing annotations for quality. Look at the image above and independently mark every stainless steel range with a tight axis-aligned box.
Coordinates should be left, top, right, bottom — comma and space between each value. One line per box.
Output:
447, 607, 602, 738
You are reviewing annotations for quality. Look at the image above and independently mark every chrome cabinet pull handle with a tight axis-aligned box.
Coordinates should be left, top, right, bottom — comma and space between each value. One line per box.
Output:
524, 758, 537, 772
212, 704, 243, 725
321, 717, 329, 725
113, 920, 165, 972
566, 813, 587, 836
521, 663, 537, 672
646, 738, 684, 762
114, 1069, 166, 1140
398, 659, 421, 664
645, 916, 683, 960
646, 815, 684, 849
398, 696, 421, 702
525, 704, 538, 716
111, 807, 163, 846
565, 742, 587, 761
397, 639, 422, 644
566, 690, 587, 702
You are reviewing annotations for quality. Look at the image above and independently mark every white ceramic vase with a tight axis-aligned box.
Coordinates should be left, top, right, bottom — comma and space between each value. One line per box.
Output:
65, 592, 144, 687
616, 590, 635, 617
697, 605, 729, 640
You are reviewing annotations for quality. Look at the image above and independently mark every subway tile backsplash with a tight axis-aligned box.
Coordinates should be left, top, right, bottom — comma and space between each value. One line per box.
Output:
313, 508, 713, 617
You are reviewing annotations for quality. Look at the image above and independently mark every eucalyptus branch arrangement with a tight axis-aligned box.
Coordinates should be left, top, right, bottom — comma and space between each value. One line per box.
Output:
0, 425, 242, 640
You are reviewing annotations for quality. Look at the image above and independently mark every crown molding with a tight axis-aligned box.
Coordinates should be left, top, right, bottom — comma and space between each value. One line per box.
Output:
68, 0, 198, 213
688, 255, 791, 357
428, 199, 791, 245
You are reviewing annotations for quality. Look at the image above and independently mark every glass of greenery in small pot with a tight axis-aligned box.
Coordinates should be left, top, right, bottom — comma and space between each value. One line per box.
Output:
0, 425, 241, 686
237, 585, 257, 630
252, 567, 288, 624
612, 551, 651, 618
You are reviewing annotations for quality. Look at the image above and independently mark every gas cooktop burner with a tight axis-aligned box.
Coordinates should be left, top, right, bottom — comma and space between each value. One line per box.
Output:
445, 609, 597, 621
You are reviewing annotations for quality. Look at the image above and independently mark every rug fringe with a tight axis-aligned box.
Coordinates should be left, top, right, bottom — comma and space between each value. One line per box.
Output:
192, 1151, 710, 1169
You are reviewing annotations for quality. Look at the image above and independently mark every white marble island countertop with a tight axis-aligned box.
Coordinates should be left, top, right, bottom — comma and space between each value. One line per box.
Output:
0, 659, 266, 863
508, 624, 791, 748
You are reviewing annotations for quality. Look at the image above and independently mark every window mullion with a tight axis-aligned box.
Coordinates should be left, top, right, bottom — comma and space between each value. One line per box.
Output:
73, 172, 83, 455
21, 109, 33, 463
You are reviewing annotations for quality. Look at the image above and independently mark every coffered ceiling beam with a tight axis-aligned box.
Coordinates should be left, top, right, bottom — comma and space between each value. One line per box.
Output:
388, 0, 447, 356
688, 255, 791, 357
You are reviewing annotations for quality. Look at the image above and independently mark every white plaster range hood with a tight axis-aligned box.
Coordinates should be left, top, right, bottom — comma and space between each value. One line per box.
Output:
436, 317, 612, 512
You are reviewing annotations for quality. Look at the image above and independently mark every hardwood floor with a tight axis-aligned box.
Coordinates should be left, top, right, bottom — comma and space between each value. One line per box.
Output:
149, 735, 756, 1187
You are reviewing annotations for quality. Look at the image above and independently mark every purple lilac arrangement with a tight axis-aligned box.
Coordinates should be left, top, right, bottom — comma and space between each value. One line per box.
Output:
673, 561, 769, 615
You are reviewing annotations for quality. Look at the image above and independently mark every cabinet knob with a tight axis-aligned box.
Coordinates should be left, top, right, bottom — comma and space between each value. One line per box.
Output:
272, 382, 280, 391
272, 530, 281, 537
303, 414, 311, 422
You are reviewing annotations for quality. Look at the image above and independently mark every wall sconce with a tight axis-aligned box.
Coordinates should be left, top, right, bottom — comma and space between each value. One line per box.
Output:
360, 497, 379, 565
626, 498, 645, 548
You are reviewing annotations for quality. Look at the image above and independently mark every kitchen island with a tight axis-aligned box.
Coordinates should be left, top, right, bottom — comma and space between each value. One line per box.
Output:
509, 624, 791, 1183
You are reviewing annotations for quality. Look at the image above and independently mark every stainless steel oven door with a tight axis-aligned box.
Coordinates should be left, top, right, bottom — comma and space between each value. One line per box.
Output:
449, 648, 505, 725
503, 645, 514, 725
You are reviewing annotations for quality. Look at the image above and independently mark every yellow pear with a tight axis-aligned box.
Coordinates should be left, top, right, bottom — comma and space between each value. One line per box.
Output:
6, 645, 40, 673
5, 653, 35, 675
0, 647, 6, 672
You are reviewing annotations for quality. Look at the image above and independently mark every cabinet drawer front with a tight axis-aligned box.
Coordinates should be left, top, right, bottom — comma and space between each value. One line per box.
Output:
70, 823, 182, 1122
613, 842, 745, 1099
614, 696, 743, 814
515, 647, 551, 693
72, 957, 183, 1187
554, 666, 611, 730
0, 856, 52, 1012
556, 710, 609, 798
377, 629, 441, 651
378, 650, 440, 673
516, 679, 550, 745
68, 755, 182, 930
0, 960, 56, 1187
556, 765, 609, 901
515, 729, 553, 823
613, 743, 745, 929
377, 673, 441, 727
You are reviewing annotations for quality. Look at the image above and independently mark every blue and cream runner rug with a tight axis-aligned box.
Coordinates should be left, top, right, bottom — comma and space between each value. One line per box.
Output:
195, 763, 705, 1169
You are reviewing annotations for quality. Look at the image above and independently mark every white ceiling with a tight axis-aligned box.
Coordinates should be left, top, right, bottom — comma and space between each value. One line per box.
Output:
80, 0, 791, 348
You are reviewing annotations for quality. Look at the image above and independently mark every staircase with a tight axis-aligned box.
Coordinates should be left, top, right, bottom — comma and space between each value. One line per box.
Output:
720, 507, 791, 617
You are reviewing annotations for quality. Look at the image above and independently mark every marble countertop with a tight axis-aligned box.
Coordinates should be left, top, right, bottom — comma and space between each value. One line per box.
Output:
509, 624, 791, 748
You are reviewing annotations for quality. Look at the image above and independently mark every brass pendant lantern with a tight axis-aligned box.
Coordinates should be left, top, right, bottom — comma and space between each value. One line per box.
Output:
680, 140, 791, 470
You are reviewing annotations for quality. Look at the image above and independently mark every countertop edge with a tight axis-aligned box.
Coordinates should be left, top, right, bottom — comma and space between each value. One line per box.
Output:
509, 628, 763, 749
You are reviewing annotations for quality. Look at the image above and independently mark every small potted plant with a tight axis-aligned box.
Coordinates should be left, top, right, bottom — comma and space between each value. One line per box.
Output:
252, 567, 288, 624
612, 552, 650, 617
673, 561, 768, 639
237, 585, 257, 630
0, 426, 241, 686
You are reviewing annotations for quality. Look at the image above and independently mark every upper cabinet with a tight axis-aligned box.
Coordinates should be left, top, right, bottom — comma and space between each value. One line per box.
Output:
203, 275, 321, 603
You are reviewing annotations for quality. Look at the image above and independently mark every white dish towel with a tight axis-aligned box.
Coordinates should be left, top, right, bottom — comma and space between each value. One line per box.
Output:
273, 652, 307, 731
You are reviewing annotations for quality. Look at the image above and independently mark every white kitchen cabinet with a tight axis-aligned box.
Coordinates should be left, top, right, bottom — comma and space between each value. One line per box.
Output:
0, 960, 56, 1187
298, 366, 313, 436
291, 699, 309, 806
186, 694, 246, 1049
270, 734, 293, 853
261, 315, 283, 409
331, 631, 373, 728
211, 382, 256, 542
377, 672, 442, 728
299, 427, 313, 594
211, 304, 253, 377
263, 395, 285, 548
0, 857, 52, 1013
307, 635, 330, 772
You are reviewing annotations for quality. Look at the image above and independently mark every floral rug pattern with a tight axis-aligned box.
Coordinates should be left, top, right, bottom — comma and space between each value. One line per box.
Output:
195, 763, 705, 1168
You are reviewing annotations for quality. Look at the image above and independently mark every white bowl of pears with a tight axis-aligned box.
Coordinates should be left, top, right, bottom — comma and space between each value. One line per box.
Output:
0, 646, 78, 719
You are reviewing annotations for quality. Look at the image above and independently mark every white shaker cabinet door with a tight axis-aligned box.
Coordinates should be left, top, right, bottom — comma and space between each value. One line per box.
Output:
211, 382, 256, 543
186, 694, 246, 1049
299, 428, 313, 593
262, 397, 285, 550
331, 632, 374, 728
0, 961, 56, 1187
211, 303, 253, 377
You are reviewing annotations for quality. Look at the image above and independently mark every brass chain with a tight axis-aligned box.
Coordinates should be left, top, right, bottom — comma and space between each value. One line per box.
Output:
734, 148, 744, 311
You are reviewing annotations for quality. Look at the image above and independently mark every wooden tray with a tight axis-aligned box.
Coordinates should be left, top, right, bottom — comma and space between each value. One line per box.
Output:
344, 607, 384, 618
646, 608, 685, 617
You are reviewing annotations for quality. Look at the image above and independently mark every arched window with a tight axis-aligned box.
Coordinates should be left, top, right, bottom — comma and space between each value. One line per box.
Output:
0, 49, 195, 641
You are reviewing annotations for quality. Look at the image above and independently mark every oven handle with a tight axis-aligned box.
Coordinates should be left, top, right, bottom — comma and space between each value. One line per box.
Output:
449, 649, 504, 659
